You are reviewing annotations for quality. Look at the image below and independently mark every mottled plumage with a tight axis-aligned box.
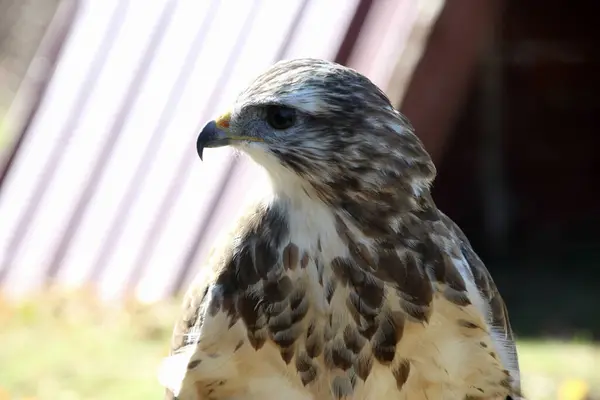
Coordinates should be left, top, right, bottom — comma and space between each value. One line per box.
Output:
159, 58, 522, 400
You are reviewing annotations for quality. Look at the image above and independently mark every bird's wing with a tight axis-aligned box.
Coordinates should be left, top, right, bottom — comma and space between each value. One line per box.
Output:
439, 211, 522, 393
158, 205, 248, 399
158, 202, 309, 400
159, 256, 222, 399
331, 201, 522, 399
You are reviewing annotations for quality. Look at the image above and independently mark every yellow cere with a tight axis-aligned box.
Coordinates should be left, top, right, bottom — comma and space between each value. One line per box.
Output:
214, 110, 263, 142
215, 111, 231, 129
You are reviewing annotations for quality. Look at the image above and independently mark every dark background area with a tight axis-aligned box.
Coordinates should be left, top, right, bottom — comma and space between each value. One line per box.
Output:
433, 0, 600, 339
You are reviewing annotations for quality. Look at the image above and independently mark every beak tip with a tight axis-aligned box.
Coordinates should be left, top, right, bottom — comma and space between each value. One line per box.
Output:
196, 120, 218, 161
196, 138, 204, 161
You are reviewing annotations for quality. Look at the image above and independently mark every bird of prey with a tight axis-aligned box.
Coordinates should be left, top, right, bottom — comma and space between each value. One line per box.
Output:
158, 58, 522, 400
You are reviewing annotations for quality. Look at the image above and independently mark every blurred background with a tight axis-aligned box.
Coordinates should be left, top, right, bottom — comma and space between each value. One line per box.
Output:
0, 0, 598, 399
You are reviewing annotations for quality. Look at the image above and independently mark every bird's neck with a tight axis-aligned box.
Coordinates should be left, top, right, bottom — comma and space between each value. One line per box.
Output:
267, 173, 433, 243
268, 184, 339, 252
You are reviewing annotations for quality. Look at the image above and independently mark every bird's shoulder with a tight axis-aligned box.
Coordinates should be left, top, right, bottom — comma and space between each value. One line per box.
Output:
168, 201, 271, 350
389, 201, 518, 352
357, 202, 522, 396
160, 201, 302, 399
436, 211, 521, 380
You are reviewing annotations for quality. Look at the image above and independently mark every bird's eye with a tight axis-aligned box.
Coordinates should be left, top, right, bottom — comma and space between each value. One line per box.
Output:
265, 105, 296, 130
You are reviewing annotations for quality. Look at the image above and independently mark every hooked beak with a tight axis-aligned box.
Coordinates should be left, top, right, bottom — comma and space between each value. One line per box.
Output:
196, 111, 263, 160
196, 120, 229, 160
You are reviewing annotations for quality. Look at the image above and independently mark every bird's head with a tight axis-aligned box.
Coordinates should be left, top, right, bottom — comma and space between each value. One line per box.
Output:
197, 58, 436, 223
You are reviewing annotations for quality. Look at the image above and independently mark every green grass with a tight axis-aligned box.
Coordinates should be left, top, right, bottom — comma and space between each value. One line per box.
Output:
0, 289, 174, 400
0, 289, 598, 400
518, 340, 600, 399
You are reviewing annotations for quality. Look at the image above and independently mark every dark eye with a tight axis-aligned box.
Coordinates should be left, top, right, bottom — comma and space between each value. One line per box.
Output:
265, 105, 296, 130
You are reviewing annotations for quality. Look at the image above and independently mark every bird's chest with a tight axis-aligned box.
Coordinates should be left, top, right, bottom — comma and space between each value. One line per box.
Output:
281, 206, 352, 320
235, 216, 505, 399
189, 213, 509, 400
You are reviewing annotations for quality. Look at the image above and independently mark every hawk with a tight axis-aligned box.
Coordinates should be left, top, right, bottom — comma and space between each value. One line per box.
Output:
158, 58, 522, 400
